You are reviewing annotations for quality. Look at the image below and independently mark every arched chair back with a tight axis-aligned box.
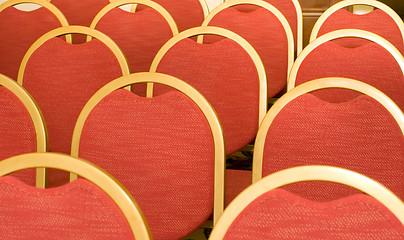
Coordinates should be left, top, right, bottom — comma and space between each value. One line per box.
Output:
253, 78, 404, 201
309, 0, 404, 54
201, 0, 294, 99
0, 152, 151, 239
89, 0, 178, 96
288, 29, 404, 111
0, 0, 69, 80
150, 26, 267, 155
49, 0, 111, 43
0, 73, 46, 188
71, 72, 225, 239
18, 26, 129, 186
210, 166, 404, 239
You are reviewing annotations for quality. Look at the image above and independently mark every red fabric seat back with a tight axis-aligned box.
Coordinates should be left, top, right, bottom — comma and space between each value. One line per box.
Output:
155, 38, 261, 154
295, 41, 404, 110
317, 9, 404, 54
223, 189, 404, 239
262, 93, 404, 201
205, 6, 289, 98
0, 7, 63, 80
78, 89, 215, 239
0, 176, 134, 239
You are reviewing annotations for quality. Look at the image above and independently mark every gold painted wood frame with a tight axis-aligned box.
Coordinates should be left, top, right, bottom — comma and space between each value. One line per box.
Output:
0, 0, 71, 43
253, 77, 404, 183
288, 29, 404, 91
309, 0, 404, 45
71, 72, 226, 225
17, 25, 130, 86
149, 26, 267, 126
0, 74, 47, 188
209, 165, 404, 239
0, 152, 151, 240
88, 0, 179, 42
221, 0, 302, 55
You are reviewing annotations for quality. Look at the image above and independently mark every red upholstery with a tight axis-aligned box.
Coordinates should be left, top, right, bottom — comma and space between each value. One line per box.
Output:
0, 7, 63, 80
205, 6, 289, 98
51, 0, 110, 43
262, 94, 404, 201
317, 9, 404, 54
78, 89, 215, 240
295, 41, 404, 110
225, 169, 252, 206
155, 38, 260, 154
22, 37, 122, 186
138, 0, 205, 32
0, 87, 36, 186
95, 7, 174, 96
0, 176, 133, 239
224, 189, 404, 239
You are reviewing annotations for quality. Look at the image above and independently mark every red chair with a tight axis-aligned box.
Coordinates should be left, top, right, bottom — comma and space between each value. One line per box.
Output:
18, 26, 129, 187
201, 0, 294, 99
0, 0, 69, 80
71, 72, 225, 239
310, 0, 404, 54
0, 152, 151, 239
253, 78, 404, 201
0, 73, 46, 188
288, 29, 404, 111
210, 166, 404, 239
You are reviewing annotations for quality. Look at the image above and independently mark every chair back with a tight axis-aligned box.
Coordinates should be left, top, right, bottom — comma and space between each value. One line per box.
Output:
0, 152, 151, 240
71, 72, 225, 239
253, 78, 404, 201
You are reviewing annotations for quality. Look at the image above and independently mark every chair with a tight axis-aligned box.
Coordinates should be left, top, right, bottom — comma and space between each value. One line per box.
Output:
71, 72, 225, 239
309, 0, 404, 54
89, 0, 178, 96
0, 152, 151, 239
252, 77, 404, 201
201, 0, 294, 99
288, 29, 404, 111
18, 26, 129, 187
150, 26, 267, 155
50, 0, 110, 43
0, 73, 46, 188
0, 0, 69, 80
209, 165, 404, 239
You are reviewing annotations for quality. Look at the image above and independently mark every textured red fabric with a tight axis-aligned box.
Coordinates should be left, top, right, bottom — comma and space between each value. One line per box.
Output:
51, 0, 110, 44
155, 38, 260, 154
262, 94, 404, 201
78, 89, 215, 240
0, 7, 63, 80
295, 41, 404, 110
225, 169, 252, 206
22, 37, 122, 186
137, 0, 205, 32
0, 87, 36, 186
224, 189, 404, 239
0, 176, 134, 239
95, 7, 173, 96
205, 7, 289, 98
317, 9, 404, 54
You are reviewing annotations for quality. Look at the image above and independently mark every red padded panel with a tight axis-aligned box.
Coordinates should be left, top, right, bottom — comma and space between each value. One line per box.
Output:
317, 9, 404, 54
95, 7, 173, 96
0, 176, 133, 239
0, 7, 62, 80
51, 0, 110, 44
262, 94, 404, 201
295, 41, 404, 110
155, 38, 260, 154
225, 169, 252, 206
0, 87, 36, 186
206, 7, 289, 98
224, 189, 404, 239
78, 89, 215, 240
